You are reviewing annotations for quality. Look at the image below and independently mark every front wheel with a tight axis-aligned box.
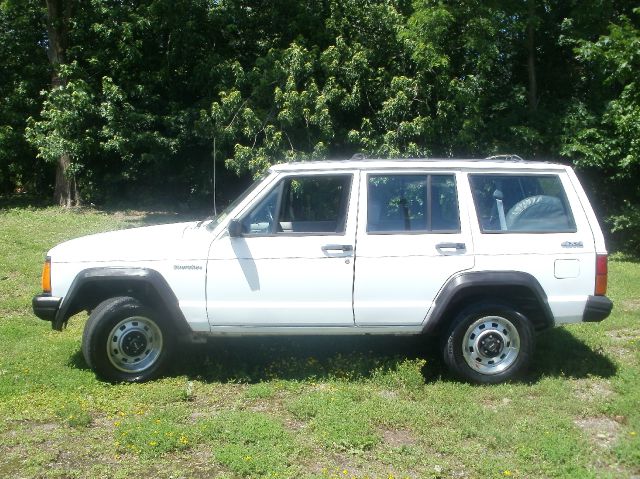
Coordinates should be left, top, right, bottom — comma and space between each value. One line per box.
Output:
82, 296, 174, 382
443, 303, 534, 384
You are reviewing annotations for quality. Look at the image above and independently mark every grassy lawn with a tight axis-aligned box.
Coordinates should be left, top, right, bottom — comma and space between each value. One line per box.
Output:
0, 206, 638, 478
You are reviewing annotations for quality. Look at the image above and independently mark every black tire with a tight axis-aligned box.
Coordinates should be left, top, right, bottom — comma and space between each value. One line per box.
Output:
442, 302, 535, 384
82, 296, 174, 382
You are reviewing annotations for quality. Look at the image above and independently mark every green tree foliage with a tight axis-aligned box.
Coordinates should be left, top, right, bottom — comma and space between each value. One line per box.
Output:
0, 0, 638, 250
198, 0, 424, 179
0, 0, 48, 194
562, 7, 640, 251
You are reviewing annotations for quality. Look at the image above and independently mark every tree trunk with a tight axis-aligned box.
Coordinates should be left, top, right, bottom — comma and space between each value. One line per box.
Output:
46, 0, 80, 206
526, 0, 537, 114
53, 153, 79, 207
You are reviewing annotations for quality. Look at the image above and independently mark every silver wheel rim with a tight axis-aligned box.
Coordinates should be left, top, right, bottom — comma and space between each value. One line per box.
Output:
461, 315, 520, 375
107, 316, 163, 373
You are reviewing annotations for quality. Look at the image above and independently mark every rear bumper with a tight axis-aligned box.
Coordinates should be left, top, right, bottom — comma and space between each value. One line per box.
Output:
582, 295, 613, 322
32, 294, 61, 322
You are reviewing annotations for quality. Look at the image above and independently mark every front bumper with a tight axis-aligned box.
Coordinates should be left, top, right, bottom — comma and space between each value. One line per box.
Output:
32, 294, 61, 322
582, 295, 613, 322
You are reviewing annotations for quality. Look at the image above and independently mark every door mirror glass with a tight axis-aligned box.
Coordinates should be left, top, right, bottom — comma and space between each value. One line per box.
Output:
228, 219, 243, 237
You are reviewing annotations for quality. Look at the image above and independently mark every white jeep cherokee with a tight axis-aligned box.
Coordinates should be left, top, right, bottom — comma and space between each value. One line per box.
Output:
33, 157, 613, 383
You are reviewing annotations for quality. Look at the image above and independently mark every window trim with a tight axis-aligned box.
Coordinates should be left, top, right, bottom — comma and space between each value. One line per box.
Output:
366, 173, 461, 235
469, 173, 577, 234
238, 173, 354, 237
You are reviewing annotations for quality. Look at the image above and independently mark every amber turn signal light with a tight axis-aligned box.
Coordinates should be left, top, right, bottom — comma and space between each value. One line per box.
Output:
41, 257, 51, 294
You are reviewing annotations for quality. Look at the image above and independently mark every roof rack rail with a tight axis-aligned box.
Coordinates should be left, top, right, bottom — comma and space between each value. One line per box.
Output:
485, 154, 525, 162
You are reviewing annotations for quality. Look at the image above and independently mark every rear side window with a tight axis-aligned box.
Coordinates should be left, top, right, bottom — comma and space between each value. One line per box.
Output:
470, 174, 576, 233
367, 174, 460, 233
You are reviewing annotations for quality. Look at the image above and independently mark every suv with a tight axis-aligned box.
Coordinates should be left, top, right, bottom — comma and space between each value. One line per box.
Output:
33, 157, 613, 384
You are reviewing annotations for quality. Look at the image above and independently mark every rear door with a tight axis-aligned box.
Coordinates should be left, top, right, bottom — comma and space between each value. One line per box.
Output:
353, 171, 475, 326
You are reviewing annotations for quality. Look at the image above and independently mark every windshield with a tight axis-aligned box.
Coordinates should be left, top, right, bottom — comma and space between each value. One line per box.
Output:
205, 173, 269, 230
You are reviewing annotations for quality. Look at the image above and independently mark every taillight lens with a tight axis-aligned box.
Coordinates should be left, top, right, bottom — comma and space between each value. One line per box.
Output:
595, 254, 608, 296
41, 257, 51, 294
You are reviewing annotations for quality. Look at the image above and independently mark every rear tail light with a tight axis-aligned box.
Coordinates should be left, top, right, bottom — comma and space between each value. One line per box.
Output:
595, 254, 608, 296
41, 257, 51, 294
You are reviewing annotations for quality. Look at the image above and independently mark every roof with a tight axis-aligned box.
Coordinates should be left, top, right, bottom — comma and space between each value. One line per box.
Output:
269, 157, 569, 173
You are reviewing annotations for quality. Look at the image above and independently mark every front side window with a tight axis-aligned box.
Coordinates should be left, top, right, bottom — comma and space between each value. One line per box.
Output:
367, 174, 460, 233
240, 174, 351, 235
470, 174, 576, 233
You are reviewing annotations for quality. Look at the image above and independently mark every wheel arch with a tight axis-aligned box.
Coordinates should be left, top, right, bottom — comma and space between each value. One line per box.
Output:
53, 267, 192, 335
422, 271, 554, 335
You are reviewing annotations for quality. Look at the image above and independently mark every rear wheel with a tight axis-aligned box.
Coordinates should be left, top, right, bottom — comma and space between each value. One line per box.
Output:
443, 302, 534, 384
82, 296, 174, 382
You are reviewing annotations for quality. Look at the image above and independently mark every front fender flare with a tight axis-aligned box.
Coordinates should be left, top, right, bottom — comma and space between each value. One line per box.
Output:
53, 267, 191, 334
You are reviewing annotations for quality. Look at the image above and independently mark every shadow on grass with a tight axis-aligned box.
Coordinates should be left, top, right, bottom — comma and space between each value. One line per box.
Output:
0, 194, 49, 210
66, 335, 439, 382
169, 335, 438, 384
527, 328, 617, 381
67, 350, 90, 371
158, 327, 615, 384
0, 193, 213, 226
66, 327, 617, 384
114, 210, 212, 227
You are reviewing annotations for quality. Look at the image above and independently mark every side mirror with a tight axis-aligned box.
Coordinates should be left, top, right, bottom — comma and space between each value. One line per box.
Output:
228, 219, 243, 238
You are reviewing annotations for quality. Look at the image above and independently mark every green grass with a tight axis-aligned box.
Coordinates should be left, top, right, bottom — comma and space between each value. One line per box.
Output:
1, 206, 639, 478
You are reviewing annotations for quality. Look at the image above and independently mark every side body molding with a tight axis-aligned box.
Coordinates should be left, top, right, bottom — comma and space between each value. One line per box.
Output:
422, 271, 555, 334
53, 267, 191, 334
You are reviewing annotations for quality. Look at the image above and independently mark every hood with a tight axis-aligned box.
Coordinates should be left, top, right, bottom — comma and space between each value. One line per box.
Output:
49, 221, 205, 263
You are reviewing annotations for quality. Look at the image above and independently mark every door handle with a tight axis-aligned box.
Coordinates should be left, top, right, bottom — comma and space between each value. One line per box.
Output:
321, 244, 353, 252
436, 242, 466, 251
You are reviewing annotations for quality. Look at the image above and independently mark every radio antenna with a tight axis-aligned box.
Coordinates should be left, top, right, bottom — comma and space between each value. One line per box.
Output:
213, 137, 217, 216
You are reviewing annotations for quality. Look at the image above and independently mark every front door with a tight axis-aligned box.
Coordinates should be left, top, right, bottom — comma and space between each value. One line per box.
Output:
207, 171, 358, 326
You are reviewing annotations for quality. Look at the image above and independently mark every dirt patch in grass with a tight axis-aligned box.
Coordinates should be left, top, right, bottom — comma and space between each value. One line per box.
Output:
604, 329, 639, 361
481, 397, 512, 412
283, 417, 307, 431
572, 416, 640, 479
574, 416, 622, 449
160, 445, 224, 478
248, 400, 271, 412
572, 378, 615, 403
0, 453, 30, 478
381, 427, 418, 447
378, 389, 399, 400
6, 419, 60, 433
305, 451, 367, 478
620, 299, 640, 312
607, 329, 639, 342
307, 451, 417, 479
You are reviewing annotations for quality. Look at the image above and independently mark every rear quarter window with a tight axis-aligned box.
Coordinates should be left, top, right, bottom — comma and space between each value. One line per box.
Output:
470, 174, 576, 233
